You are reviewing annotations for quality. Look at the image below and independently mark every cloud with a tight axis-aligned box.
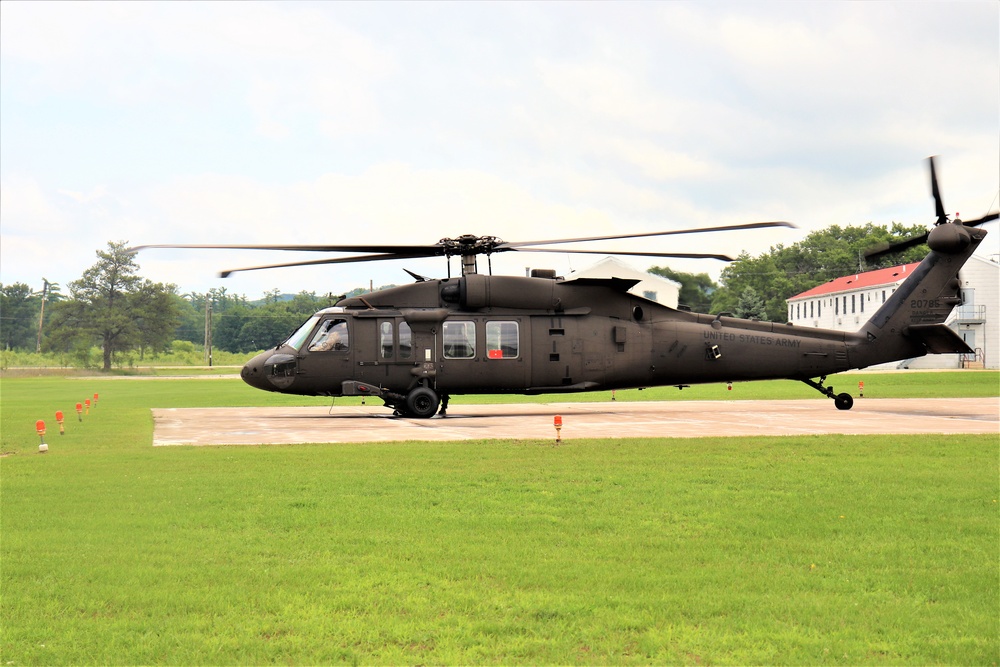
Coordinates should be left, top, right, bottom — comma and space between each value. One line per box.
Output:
1, 1, 996, 297
0, 2, 394, 140
1, 177, 67, 234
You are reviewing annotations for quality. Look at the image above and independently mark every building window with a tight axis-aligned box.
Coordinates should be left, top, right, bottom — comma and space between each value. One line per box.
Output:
860, 294, 864, 313
835, 298, 839, 315
882, 290, 886, 303
851, 295, 856, 313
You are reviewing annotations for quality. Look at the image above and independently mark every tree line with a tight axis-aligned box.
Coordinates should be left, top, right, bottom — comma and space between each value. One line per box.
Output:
0, 242, 361, 370
650, 222, 929, 321
1, 225, 929, 369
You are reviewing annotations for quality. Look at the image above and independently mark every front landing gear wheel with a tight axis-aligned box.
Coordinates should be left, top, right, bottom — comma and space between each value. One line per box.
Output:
834, 393, 854, 411
406, 386, 440, 419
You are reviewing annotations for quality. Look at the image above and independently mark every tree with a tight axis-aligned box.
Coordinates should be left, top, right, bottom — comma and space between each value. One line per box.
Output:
711, 222, 930, 322
710, 251, 795, 321
733, 286, 768, 320
0, 282, 38, 350
132, 280, 182, 359
48, 241, 181, 370
646, 266, 718, 311
172, 294, 204, 344
214, 304, 252, 353
235, 310, 301, 351
213, 292, 329, 354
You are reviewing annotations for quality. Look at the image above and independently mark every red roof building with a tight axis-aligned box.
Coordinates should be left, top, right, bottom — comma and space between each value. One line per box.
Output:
786, 262, 919, 330
785, 256, 998, 369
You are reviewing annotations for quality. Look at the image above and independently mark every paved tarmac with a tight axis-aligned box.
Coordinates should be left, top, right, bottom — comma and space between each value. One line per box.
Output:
151, 397, 1000, 446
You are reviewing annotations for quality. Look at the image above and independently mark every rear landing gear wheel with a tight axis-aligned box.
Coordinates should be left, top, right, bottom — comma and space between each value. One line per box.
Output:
801, 376, 855, 411
406, 386, 440, 419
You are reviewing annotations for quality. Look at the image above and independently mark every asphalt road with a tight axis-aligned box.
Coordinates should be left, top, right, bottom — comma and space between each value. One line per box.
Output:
151, 397, 1000, 446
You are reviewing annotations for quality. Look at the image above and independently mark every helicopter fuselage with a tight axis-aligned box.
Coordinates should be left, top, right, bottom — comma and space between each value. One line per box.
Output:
239, 272, 892, 414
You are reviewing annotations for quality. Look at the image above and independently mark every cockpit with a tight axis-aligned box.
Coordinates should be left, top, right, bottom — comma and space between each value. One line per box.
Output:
282, 307, 347, 352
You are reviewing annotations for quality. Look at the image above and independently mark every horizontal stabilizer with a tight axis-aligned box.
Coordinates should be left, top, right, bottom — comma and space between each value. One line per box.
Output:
903, 324, 974, 354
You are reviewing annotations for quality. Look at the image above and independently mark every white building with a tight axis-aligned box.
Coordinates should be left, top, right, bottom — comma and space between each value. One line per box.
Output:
563, 256, 681, 308
786, 256, 999, 369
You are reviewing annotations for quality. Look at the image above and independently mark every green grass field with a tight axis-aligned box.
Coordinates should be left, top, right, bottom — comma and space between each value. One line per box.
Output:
1, 372, 998, 665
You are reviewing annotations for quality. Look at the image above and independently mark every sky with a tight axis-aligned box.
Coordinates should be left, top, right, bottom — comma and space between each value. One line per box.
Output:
2, 1, 998, 300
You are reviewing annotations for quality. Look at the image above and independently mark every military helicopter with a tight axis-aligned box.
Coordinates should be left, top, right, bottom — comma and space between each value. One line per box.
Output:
133, 158, 995, 417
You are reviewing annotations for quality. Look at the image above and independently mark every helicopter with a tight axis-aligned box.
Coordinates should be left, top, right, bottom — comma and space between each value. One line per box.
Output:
133, 157, 996, 418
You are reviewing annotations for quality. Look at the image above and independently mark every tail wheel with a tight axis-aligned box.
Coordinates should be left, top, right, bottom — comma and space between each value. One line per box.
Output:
834, 393, 854, 411
406, 386, 440, 419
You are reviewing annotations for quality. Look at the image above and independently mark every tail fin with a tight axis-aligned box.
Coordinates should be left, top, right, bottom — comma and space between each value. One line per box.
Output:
853, 223, 985, 366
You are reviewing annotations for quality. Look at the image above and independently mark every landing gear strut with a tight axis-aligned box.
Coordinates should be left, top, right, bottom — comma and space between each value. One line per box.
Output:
801, 376, 854, 411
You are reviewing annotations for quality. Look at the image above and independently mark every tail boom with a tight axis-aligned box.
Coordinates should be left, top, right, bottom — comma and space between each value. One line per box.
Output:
850, 224, 986, 368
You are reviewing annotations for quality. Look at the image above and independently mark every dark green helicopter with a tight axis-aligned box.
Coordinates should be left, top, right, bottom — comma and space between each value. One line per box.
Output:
133, 158, 995, 418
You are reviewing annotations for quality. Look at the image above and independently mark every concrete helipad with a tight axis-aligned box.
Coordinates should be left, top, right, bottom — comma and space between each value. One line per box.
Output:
151, 398, 1000, 446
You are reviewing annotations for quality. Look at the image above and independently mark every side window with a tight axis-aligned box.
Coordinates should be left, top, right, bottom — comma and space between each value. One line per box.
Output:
308, 318, 349, 352
486, 321, 519, 359
380, 321, 393, 359
442, 321, 475, 359
399, 321, 412, 359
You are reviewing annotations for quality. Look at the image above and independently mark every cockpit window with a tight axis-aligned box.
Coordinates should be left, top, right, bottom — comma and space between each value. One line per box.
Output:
309, 318, 350, 352
284, 315, 320, 351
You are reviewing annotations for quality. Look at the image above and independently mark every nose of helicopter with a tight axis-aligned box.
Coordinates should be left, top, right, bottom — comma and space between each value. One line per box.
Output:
241, 350, 298, 391
240, 351, 272, 391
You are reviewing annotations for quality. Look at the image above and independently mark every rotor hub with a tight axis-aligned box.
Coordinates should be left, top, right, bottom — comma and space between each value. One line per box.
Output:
438, 235, 505, 257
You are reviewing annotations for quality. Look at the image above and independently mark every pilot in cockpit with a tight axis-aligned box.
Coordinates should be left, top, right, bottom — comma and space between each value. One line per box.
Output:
309, 319, 349, 351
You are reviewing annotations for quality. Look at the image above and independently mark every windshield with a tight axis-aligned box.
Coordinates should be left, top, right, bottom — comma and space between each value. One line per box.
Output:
283, 315, 320, 351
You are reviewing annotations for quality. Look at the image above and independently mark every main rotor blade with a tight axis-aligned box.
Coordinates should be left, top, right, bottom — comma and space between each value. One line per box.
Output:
219, 252, 434, 278
929, 156, 947, 225
500, 221, 796, 250
513, 248, 735, 261
130, 243, 444, 255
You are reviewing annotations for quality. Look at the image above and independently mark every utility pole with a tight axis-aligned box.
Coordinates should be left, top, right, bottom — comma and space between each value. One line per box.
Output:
204, 300, 213, 367
35, 278, 49, 353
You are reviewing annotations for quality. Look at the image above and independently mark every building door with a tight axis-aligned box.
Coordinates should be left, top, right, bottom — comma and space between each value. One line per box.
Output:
961, 329, 977, 350
959, 288, 976, 319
